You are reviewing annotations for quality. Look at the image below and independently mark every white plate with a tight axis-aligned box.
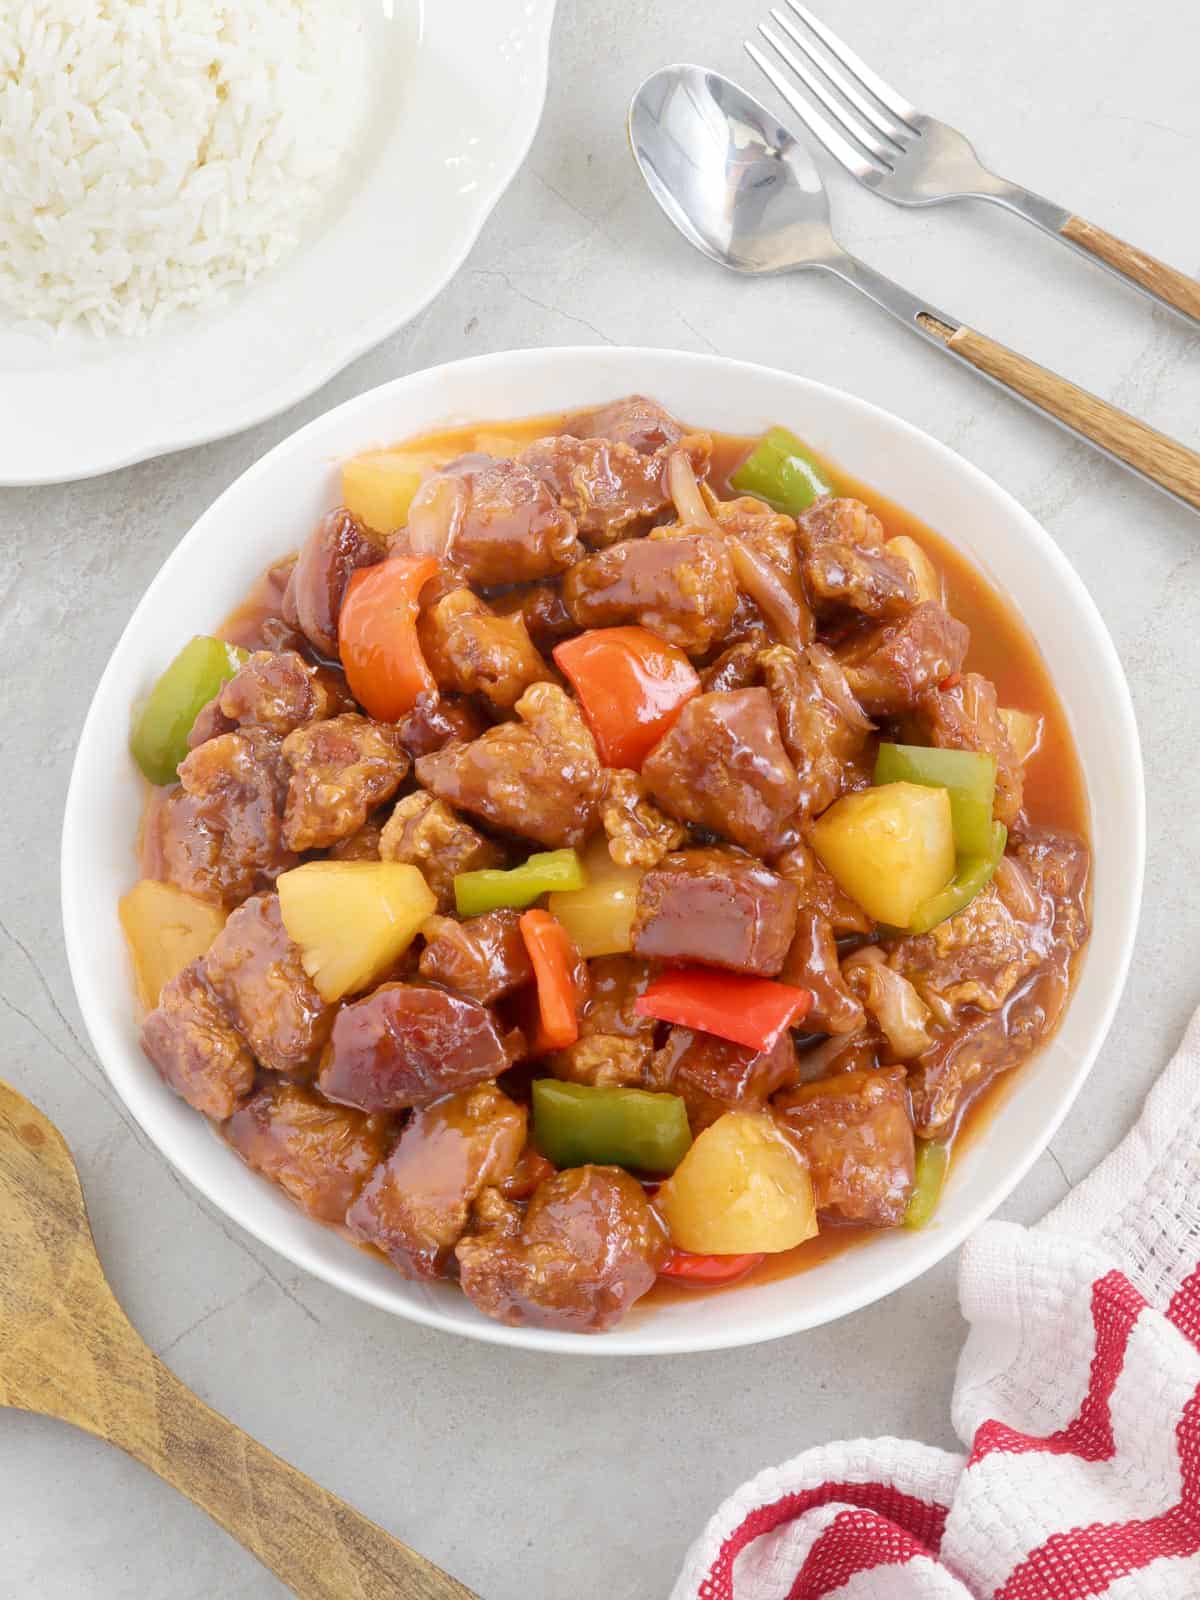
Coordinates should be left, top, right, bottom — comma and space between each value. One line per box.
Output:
62, 347, 1144, 1354
0, 0, 557, 487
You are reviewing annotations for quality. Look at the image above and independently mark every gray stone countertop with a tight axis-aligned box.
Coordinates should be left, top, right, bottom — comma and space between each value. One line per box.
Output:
2, 0, 1198, 1594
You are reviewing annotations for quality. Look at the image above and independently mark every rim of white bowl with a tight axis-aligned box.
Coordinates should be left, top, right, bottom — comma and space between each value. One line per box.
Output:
61, 347, 1145, 1354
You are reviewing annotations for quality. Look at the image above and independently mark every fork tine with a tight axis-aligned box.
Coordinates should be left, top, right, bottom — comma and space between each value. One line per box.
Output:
770, 8, 911, 148
784, 0, 921, 131
753, 25, 896, 168
744, 39, 889, 180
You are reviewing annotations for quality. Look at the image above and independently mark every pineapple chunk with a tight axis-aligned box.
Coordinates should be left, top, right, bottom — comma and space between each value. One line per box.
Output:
811, 782, 955, 928
277, 861, 436, 1003
999, 707, 1043, 765
547, 837, 642, 958
886, 535, 942, 605
119, 880, 227, 1011
341, 449, 448, 535
658, 1111, 818, 1254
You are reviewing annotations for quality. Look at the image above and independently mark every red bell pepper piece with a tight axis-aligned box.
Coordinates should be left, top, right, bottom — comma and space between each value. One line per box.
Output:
519, 909, 581, 1051
659, 1250, 766, 1285
553, 626, 700, 769
338, 555, 439, 721
635, 968, 813, 1053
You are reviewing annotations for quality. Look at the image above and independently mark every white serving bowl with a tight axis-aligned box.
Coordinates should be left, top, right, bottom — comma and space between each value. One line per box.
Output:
62, 348, 1144, 1355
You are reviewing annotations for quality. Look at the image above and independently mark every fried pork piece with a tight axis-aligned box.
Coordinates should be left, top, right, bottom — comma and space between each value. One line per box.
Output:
632, 848, 799, 977
409, 455, 581, 585
224, 1082, 392, 1223
909, 672, 1024, 826
779, 906, 864, 1036
565, 394, 689, 454
898, 828, 1089, 1137
646, 1028, 798, 1133
202, 893, 334, 1076
549, 956, 656, 1087
795, 497, 918, 620
521, 434, 672, 546
159, 728, 293, 906
562, 534, 737, 655
282, 507, 385, 659
418, 909, 533, 1004
379, 791, 501, 913
188, 650, 346, 750
456, 1166, 668, 1333
760, 643, 871, 818
890, 880, 1053, 1024
319, 982, 522, 1113
418, 588, 549, 710
415, 681, 605, 849
281, 713, 410, 852
141, 959, 255, 1120
601, 770, 685, 869
393, 693, 488, 759
837, 602, 969, 715
346, 1084, 526, 1279
214, 650, 349, 739
775, 1067, 915, 1226
640, 687, 800, 857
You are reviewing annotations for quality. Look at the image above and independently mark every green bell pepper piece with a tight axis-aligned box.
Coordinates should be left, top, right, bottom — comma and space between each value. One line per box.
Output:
874, 742, 997, 857
729, 426, 835, 514
904, 1140, 949, 1229
454, 849, 586, 917
532, 1079, 693, 1174
130, 635, 249, 786
906, 822, 1007, 936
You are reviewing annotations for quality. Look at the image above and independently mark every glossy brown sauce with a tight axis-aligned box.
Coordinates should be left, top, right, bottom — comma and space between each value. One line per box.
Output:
206, 409, 1089, 1303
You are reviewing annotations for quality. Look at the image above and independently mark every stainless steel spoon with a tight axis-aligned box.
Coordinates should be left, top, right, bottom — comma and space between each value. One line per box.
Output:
628, 65, 1200, 514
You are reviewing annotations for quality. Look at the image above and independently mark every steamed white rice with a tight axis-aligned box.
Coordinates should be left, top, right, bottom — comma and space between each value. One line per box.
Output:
0, 0, 367, 337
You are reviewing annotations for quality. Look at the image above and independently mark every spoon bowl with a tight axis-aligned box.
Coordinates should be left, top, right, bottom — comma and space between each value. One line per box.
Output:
628, 63, 839, 274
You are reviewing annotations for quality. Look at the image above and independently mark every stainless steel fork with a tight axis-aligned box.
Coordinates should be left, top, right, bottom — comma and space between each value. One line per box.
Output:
746, 0, 1200, 327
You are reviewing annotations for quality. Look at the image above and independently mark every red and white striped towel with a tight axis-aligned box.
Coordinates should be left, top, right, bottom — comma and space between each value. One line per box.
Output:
673, 1009, 1200, 1600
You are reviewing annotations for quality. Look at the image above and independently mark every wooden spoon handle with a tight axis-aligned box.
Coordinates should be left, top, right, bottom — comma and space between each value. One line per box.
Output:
99, 1340, 477, 1600
916, 313, 1200, 512
1060, 215, 1200, 324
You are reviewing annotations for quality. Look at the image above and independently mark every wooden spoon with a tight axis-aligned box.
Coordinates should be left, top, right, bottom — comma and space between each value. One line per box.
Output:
0, 1079, 478, 1600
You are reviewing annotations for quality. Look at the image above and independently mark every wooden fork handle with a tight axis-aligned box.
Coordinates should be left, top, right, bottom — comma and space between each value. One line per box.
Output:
99, 1343, 478, 1600
1060, 215, 1200, 324
917, 313, 1200, 512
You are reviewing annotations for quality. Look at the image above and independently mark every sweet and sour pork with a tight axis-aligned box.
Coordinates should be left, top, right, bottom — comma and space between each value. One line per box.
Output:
132, 396, 1090, 1334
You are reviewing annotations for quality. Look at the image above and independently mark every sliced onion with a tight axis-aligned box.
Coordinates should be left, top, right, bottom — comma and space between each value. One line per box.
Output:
855, 962, 932, 1059
994, 854, 1040, 922
666, 448, 713, 527
728, 537, 815, 651
796, 1027, 869, 1081
407, 472, 466, 558
806, 643, 873, 732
